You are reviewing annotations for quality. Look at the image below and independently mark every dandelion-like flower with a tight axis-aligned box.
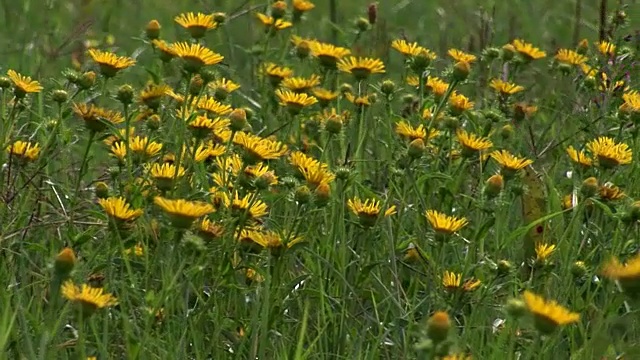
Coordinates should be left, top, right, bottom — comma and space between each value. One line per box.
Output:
87, 49, 136, 77
599, 183, 625, 201
337, 56, 385, 80
129, 136, 162, 160
256, 13, 292, 32
309, 41, 351, 69
566, 146, 593, 168
174, 12, 217, 38
620, 91, 640, 114
152, 39, 178, 62
139, 82, 171, 109
72, 103, 124, 132
223, 191, 269, 221
511, 39, 546, 60
586, 136, 632, 168
347, 197, 396, 227
154, 197, 215, 229
312, 88, 339, 107
209, 78, 240, 100
61, 281, 118, 316
149, 163, 186, 190
6, 140, 40, 162
98, 197, 144, 222
391, 39, 424, 57
233, 131, 288, 163
522, 291, 580, 334
7, 69, 42, 97
597, 41, 616, 57
448, 49, 477, 63
490, 150, 533, 175
555, 49, 587, 66
171, 42, 224, 73
275, 89, 318, 114
263, 62, 294, 86
535, 242, 556, 264
490, 79, 524, 96
247, 230, 304, 256
426, 76, 449, 98
198, 218, 225, 241
442, 270, 481, 292
281, 74, 321, 93
448, 92, 474, 115
602, 253, 640, 297
425, 210, 468, 236
456, 129, 492, 155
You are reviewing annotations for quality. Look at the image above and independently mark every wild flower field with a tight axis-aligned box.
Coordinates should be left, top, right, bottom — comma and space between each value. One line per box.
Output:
3, 0, 640, 359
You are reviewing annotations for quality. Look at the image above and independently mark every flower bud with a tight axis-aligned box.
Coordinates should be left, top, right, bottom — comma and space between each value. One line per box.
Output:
147, 114, 161, 131
199, 69, 216, 85
484, 174, 504, 198
505, 298, 527, 318
580, 177, 598, 197
630, 200, 640, 222
51, 89, 69, 104
571, 261, 588, 278
335, 166, 351, 181
0, 76, 12, 89
212, 12, 227, 24
54, 248, 76, 277
271, 1, 287, 19
496, 259, 512, 275
355, 17, 370, 32
340, 83, 353, 95
499, 124, 514, 140
314, 182, 331, 206
295, 185, 312, 204
483, 47, 501, 60
189, 75, 204, 96
94, 182, 110, 199
426, 311, 450, 343
145, 20, 161, 40
78, 71, 97, 89
501, 44, 516, 61
452, 61, 471, 81
576, 39, 589, 55
117, 84, 135, 105
229, 108, 247, 132
380, 79, 396, 96
408, 138, 425, 159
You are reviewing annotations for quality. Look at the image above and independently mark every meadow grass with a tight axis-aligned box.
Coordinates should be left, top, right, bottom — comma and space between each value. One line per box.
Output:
2, 1, 640, 359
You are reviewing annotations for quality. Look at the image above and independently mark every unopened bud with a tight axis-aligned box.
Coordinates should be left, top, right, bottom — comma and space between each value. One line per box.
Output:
54, 248, 76, 277
580, 177, 598, 197
426, 311, 450, 343
484, 174, 504, 198
145, 20, 161, 40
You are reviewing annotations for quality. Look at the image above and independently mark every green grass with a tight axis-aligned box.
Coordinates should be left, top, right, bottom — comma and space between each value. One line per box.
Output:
2, 0, 640, 359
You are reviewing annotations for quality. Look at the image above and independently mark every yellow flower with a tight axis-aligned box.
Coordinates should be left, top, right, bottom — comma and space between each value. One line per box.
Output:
426, 76, 449, 98
262, 62, 294, 86
72, 103, 124, 132
233, 131, 288, 163
223, 191, 269, 220
154, 197, 215, 228
442, 270, 481, 292
347, 197, 396, 227
555, 49, 587, 66
7, 69, 42, 97
597, 41, 616, 57
129, 136, 162, 159
256, 13, 292, 31
281, 74, 321, 93
490, 150, 533, 174
6, 140, 40, 162
139, 82, 171, 109
87, 49, 136, 77
344, 93, 371, 108
275, 89, 318, 114
171, 42, 224, 72
124, 243, 144, 257
309, 41, 351, 69
566, 146, 593, 167
599, 183, 625, 201
246, 230, 304, 255
442, 354, 472, 360
448, 92, 474, 115
198, 218, 225, 240
174, 12, 217, 38
535, 242, 556, 262
602, 253, 640, 297
61, 281, 118, 316
395, 121, 440, 142
337, 56, 385, 80
513, 102, 538, 120
620, 91, 640, 114
312, 87, 339, 106
196, 95, 233, 116
456, 128, 492, 155
391, 39, 424, 57
149, 163, 186, 190
489, 78, 524, 96
209, 78, 241, 100
425, 210, 468, 235
448, 49, 477, 63
511, 39, 546, 60
522, 291, 580, 334
586, 136, 632, 168
151, 39, 178, 61
293, 0, 315, 13
187, 115, 230, 138
98, 197, 144, 222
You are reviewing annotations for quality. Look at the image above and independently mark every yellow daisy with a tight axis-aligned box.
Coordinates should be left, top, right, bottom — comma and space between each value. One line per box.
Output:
154, 197, 215, 229
391, 39, 424, 57
490, 150, 533, 174
456, 128, 493, 155
281, 74, 321, 93
489, 78, 524, 96
511, 39, 546, 60
555, 49, 587, 66
7, 69, 42, 97
566, 146, 593, 167
61, 281, 118, 316
171, 42, 224, 72
448, 92, 474, 115
233, 131, 288, 163
602, 253, 640, 297
309, 41, 351, 69
87, 49, 136, 77
256, 13, 292, 31
6, 140, 40, 162
337, 56, 385, 80
347, 196, 396, 227
522, 291, 580, 334
425, 210, 468, 235
98, 196, 143, 222
586, 136, 632, 168
448, 48, 477, 63
174, 12, 217, 38
275, 89, 318, 114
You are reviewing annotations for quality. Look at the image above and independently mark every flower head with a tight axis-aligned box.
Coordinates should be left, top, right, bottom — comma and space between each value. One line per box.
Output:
490, 150, 533, 175
233, 131, 288, 163
72, 103, 124, 132
174, 12, 217, 38
391, 39, 424, 57
586, 136, 632, 168
555, 49, 587, 66
597, 41, 616, 57
456, 129, 492, 155
154, 197, 215, 229
337, 56, 385, 80
566, 146, 593, 168
7, 70, 42, 97
523, 291, 580, 334
535, 242, 556, 265
275, 89, 318, 114
425, 210, 468, 235
281, 74, 321, 93
490, 78, 524, 96
6, 140, 40, 162
223, 191, 269, 221
61, 281, 118, 316
511, 39, 546, 60
98, 197, 144, 222
448, 49, 477, 63
442, 270, 481, 292
171, 42, 224, 72
602, 253, 640, 297
87, 49, 136, 77
448, 92, 474, 115
256, 13, 292, 32
347, 197, 396, 227
309, 41, 351, 69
